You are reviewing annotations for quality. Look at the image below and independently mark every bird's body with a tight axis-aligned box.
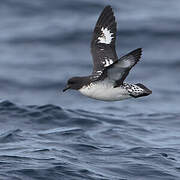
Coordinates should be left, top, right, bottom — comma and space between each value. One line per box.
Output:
63, 6, 152, 101
79, 80, 131, 101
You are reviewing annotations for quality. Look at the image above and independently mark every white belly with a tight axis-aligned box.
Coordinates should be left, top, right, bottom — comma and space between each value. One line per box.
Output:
79, 81, 131, 101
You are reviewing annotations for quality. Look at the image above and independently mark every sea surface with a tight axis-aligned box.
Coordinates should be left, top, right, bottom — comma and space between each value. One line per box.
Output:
0, 0, 180, 179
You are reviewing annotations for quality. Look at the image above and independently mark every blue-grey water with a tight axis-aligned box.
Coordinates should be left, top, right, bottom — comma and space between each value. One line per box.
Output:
0, 0, 180, 179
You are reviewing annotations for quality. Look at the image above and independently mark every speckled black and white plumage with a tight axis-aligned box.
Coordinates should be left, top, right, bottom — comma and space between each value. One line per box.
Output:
63, 6, 152, 101
91, 5, 118, 75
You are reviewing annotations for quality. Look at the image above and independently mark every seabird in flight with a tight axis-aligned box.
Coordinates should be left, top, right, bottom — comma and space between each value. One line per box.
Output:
63, 6, 152, 101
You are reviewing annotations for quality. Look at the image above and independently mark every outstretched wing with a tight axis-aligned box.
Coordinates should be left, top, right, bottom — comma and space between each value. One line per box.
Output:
106, 48, 142, 86
91, 6, 118, 76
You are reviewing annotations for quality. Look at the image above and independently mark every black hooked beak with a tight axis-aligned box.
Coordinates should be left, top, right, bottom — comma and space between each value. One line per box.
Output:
63, 85, 70, 92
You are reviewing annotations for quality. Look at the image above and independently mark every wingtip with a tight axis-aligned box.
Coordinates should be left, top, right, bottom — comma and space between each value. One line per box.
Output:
102, 5, 114, 16
135, 48, 142, 53
104, 5, 112, 9
137, 48, 142, 58
130, 48, 143, 60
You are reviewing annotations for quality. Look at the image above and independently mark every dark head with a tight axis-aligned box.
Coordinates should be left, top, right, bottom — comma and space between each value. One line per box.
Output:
63, 77, 84, 92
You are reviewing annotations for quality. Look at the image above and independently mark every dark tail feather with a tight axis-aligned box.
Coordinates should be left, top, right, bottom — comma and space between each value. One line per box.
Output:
130, 83, 152, 98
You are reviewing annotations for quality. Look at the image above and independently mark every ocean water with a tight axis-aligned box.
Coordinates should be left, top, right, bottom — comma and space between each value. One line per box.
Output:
0, 0, 180, 179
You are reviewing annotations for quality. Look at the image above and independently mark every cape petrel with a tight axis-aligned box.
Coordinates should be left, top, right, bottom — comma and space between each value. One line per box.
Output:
63, 6, 152, 101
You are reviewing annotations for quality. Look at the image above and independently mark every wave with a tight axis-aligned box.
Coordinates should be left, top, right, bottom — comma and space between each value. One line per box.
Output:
0, 100, 180, 179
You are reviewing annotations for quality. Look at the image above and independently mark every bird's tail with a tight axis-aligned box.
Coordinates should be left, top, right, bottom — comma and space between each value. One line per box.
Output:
128, 83, 152, 98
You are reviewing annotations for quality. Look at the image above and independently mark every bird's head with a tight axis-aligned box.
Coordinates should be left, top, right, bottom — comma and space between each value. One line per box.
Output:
63, 77, 84, 92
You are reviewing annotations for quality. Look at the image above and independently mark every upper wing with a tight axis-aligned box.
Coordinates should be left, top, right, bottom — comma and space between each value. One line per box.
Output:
106, 48, 142, 86
91, 6, 118, 75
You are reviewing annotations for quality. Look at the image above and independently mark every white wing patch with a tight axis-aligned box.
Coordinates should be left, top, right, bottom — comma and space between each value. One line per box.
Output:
98, 27, 114, 44
91, 70, 103, 79
103, 58, 113, 67
96, 70, 103, 75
